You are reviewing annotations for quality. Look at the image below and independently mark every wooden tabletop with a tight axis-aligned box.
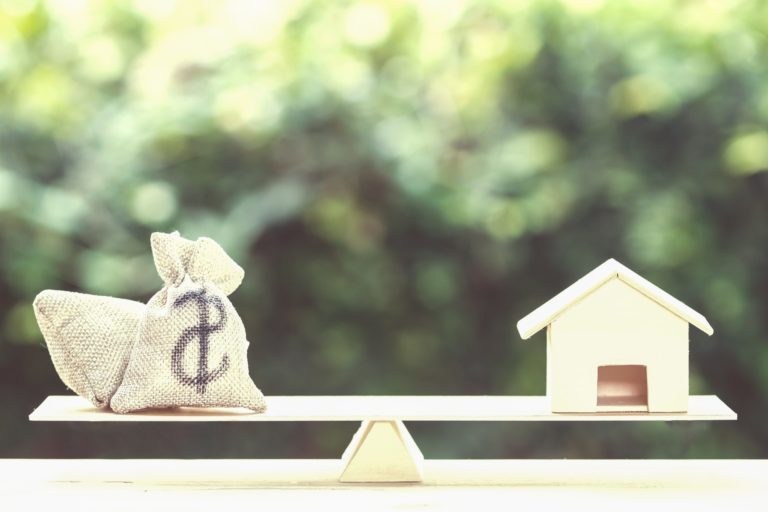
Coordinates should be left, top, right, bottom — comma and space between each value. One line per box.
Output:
30, 395, 737, 422
0, 459, 764, 511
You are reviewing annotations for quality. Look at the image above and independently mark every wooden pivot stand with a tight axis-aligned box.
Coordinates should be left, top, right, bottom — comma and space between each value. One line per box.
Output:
340, 420, 424, 482
31, 395, 736, 483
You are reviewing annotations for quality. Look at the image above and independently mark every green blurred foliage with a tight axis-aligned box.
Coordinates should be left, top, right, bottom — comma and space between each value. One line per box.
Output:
0, 0, 766, 459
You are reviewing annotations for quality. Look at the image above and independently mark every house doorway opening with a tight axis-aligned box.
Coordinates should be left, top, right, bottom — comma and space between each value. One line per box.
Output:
597, 365, 648, 412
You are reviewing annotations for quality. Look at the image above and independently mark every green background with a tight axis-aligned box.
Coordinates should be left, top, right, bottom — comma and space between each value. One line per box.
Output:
0, 0, 765, 459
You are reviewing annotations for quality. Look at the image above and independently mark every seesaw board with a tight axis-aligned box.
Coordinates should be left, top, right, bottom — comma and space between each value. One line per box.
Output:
30, 395, 736, 422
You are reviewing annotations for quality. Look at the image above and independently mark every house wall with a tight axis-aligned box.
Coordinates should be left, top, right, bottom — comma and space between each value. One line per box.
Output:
547, 277, 689, 412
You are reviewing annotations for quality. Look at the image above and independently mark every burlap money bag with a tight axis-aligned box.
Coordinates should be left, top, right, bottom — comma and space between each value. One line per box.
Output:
111, 232, 266, 413
33, 290, 144, 408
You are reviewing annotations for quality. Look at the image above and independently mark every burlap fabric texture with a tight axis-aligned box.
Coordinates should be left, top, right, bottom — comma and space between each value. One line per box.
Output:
33, 290, 144, 408
110, 232, 266, 413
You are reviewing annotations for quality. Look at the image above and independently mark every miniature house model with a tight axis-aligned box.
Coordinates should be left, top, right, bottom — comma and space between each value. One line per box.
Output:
517, 259, 713, 413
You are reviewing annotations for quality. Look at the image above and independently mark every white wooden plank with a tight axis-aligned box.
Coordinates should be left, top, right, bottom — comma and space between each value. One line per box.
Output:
29, 395, 736, 422
2, 458, 764, 488
0, 459, 766, 512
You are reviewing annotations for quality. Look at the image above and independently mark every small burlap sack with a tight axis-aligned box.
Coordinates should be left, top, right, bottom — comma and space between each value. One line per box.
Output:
33, 290, 144, 408
110, 232, 266, 413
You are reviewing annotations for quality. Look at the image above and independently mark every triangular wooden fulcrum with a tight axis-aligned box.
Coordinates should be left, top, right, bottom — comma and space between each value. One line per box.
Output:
339, 420, 424, 483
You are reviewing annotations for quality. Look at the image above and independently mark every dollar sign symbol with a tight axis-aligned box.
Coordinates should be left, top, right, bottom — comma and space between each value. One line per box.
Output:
171, 289, 230, 394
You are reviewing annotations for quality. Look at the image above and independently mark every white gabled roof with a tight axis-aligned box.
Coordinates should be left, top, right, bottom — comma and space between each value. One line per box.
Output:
516, 258, 714, 340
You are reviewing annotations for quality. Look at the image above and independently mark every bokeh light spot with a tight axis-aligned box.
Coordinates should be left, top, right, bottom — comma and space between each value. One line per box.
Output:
724, 131, 768, 175
503, 129, 567, 175
485, 200, 526, 240
36, 187, 87, 234
343, 3, 391, 48
130, 181, 178, 226
79, 35, 125, 83
611, 75, 669, 117
0, 170, 20, 210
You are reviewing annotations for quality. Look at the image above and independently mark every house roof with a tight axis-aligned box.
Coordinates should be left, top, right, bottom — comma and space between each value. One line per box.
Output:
517, 258, 714, 339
